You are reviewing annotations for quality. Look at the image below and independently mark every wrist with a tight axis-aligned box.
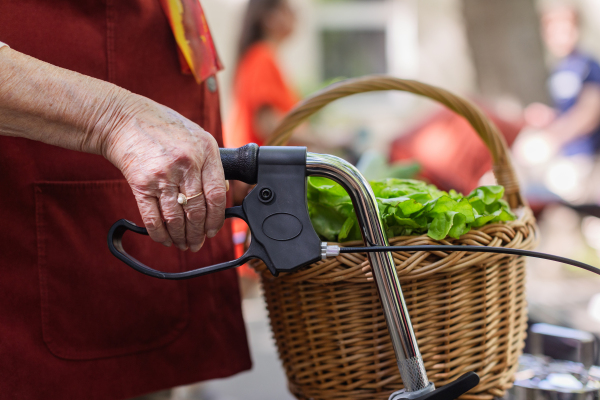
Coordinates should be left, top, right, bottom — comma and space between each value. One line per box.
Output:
82, 86, 138, 157
0, 48, 137, 156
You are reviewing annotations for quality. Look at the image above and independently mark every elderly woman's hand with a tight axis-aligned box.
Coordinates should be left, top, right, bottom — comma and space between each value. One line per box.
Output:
99, 95, 227, 252
0, 47, 226, 252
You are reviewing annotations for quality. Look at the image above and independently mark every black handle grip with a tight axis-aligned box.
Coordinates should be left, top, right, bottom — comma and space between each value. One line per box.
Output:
219, 143, 259, 184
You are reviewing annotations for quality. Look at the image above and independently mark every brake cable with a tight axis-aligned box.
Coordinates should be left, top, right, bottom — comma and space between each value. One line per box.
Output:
329, 245, 600, 276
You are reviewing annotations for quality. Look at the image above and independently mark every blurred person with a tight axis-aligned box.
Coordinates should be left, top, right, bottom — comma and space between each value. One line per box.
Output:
515, 4, 600, 205
225, 0, 299, 263
225, 0, 299, 149
515, 4, 600, 334
0, 1, 251, 399
526, 4, 600, 156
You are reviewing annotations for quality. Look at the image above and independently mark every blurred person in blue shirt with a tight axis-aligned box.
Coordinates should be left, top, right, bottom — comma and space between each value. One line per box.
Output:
526, 4, 600, 156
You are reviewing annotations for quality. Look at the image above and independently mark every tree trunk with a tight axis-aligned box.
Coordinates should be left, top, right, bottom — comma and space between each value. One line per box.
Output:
462, 0, 550, 105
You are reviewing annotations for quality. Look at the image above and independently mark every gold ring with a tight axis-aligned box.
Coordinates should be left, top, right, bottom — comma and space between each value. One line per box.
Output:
177, 191, 203, 205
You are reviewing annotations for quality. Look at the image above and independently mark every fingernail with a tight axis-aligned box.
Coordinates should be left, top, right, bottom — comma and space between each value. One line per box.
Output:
190, 244, 201, 253
207, 229, 218, 238
177, 244, 189, 251
163, 241, 173, 247
225, 180, 230, 192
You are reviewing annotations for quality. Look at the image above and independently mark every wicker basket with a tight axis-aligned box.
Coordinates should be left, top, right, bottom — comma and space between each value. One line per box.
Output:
251, 76, 538, 400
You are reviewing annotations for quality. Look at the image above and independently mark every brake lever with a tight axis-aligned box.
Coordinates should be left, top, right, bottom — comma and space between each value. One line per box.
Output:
108, 145, 323, 279
108, 206, 272, 279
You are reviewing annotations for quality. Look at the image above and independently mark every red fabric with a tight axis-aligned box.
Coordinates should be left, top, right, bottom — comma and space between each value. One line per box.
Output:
0, 1, 251, 399
225, 42, 299, 147
390, 107, 522, 195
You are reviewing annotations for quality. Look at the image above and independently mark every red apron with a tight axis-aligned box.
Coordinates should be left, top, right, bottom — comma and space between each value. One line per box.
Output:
0, 1, 251, 399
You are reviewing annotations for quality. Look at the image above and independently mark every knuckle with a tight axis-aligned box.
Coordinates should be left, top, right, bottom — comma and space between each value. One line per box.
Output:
206, 136, 219, 153
198, 136, 219, 162
169, 147, 194, 168
204, 187, 227, 209
151, 168, 169, 181
164, 214, 185, 228
197, 128, 216, 145
143, 217, 163, 231
186, 207, 206, 223
133, 172, 161, 191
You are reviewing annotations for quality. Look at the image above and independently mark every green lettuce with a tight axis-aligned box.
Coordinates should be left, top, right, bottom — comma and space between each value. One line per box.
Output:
307, 177, 516, 242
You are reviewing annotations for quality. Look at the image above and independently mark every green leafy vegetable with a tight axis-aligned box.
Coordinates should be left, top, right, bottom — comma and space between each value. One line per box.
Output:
307, 177, 516, 242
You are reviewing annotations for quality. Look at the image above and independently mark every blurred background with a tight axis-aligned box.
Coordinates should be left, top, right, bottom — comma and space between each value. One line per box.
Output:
181, 0, 600, 398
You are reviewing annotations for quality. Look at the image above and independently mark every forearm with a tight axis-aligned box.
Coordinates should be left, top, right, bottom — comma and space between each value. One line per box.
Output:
0, 47, 131, 154
0, 46, 227, 250
546, 84, 600, 146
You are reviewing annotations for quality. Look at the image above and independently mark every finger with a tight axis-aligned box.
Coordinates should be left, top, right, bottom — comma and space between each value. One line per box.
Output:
159, 187, 188, 250
201, 148, 227, 239
136, 195, 172, 246
180, 176, 207, 253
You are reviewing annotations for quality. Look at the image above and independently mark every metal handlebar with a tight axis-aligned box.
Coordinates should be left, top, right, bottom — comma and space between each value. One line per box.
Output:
307, 153, 433, 396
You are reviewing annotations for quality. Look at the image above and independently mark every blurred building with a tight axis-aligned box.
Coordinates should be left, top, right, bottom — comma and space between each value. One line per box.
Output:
204, 0, 600, 137
203, 0, 478, 153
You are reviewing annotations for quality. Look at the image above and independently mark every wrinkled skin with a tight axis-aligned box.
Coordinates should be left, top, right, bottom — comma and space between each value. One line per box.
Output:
0, 47, 227, 252
102, 96, 227, 251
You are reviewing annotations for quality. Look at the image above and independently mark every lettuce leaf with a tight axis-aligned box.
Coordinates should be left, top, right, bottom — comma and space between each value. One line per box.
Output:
307, 177, 516, 242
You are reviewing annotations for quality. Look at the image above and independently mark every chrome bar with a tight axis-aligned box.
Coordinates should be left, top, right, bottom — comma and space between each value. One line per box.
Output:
307, 152, 430, 393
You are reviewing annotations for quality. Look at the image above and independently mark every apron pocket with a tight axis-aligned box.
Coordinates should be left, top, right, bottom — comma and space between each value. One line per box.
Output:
35, 180, 189, 360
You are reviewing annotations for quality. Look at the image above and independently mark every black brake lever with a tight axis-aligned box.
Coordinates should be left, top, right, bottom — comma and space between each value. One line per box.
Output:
108, 144, 323, 279
108, 207, 271, 280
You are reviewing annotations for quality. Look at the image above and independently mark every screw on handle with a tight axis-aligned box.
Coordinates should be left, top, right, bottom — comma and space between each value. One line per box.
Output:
219, 143, 259, 184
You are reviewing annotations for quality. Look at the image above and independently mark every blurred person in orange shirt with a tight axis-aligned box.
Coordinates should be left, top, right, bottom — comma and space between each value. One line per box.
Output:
225, 0, 299, 265
225, 0, 298, 149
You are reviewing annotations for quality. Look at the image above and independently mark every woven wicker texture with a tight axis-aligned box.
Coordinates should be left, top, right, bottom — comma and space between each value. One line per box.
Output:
254, 76, 538, 400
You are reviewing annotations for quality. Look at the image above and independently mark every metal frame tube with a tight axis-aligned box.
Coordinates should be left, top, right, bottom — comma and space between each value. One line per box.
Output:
307, 152, 430, 392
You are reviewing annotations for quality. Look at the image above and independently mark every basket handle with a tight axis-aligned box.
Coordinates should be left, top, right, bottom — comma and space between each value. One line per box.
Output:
266, 75, 525, 209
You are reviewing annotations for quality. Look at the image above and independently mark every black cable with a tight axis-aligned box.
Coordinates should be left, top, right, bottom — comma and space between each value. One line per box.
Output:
339, 245, 600, 277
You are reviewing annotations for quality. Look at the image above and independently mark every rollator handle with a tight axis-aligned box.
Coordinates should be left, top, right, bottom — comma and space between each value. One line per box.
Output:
109, 145, 478, 398
108, 145, 323, 279
220, 143, 259, 184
